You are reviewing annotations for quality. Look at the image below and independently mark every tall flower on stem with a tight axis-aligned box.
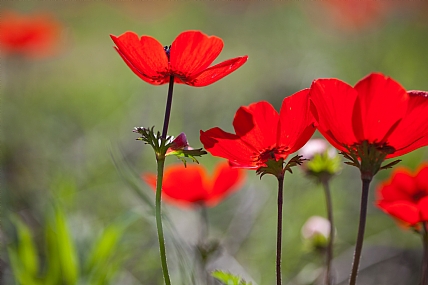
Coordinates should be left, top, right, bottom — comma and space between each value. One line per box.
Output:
200, 90, 316, 285
309, 72, 428, 285
111, 30, 247, 285
300, 139, 341, 285
376, 164, 428, 285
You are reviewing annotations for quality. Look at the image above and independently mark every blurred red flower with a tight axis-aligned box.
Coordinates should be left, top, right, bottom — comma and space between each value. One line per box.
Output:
110, 30, 248, 87
143, 161, 245, 207
310, 73, 428, 159
0, 10, 61, 58
315, 0, 393, 31
376, 164, 428, 226
200, 89, 316, 169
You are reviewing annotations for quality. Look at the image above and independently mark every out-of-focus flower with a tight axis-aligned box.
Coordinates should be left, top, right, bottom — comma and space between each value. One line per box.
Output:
306, 0, 394, 31
302, 216, 331, 240
310, 72, 428, 178
111, 30, 248, 87
301, 216, 332, 250
299, 138, 341, 177
143, 161, 245, 207
376, 164, 428, 227
0, 10, 61, 58
200, 89, 315, 170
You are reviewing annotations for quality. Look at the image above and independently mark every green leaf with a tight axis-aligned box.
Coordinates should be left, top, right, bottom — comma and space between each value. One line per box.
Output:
9, 215, 39, 279
44, 217, 61, 285
8, 246, 40, 285
169, 148, 207, 167
212, 270, 253, 285
84, 212, 138, 275
46, 206, 79, 285
256, 158, 284, 179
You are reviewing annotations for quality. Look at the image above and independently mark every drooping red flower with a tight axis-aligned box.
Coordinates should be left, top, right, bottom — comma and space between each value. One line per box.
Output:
376, 164, 428, 226
200, 89, 316, 169
143, 161, 245, 207
110, 30, 248, 87
310, 73, 428, 160
0, 10, 61, 58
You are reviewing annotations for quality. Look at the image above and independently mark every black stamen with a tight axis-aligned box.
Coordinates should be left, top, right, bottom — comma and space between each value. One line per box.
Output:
163, 45, 171, 60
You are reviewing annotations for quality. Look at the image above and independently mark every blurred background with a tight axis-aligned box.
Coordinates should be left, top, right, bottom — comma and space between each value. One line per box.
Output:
2, 1, 428, 284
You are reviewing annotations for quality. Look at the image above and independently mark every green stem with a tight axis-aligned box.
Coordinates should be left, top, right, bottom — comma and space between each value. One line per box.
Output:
156, 158, 171, 285
420, 222, 428, 285
276, 176, 284, 285
321, 177, 334, 285
155, 75, 175, 285
349, 179, 371, 285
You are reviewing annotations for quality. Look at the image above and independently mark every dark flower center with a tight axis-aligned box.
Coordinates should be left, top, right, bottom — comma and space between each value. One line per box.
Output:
255, 146, 290, 163
412, 189, 427, 202
163, 45, 171, 61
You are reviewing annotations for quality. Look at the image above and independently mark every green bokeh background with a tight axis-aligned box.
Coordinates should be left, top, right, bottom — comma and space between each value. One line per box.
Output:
2, 1, 428, 284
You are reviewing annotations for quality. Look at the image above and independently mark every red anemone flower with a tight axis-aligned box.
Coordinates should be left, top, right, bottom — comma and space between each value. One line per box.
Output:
110, 30, 248, 87
310, 73, 428, 159
143, 161, 245, 207
376, 164, 428, 227
0, 10, 61, 58
200, 89, 316, 169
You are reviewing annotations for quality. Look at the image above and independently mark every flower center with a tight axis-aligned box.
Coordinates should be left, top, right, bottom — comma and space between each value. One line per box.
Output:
163, 45, 171, 61
412, 190, 427, 202
255, 146, 290, 164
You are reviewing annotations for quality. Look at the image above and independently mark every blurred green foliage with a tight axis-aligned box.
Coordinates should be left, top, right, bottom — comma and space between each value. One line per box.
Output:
2, 1, 428, 284
7, 205, 136, 285
212, 270, 253, 285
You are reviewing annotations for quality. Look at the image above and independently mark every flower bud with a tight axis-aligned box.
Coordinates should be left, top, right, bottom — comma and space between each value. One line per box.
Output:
299, 139, 341, 179
301, 216, 332, 251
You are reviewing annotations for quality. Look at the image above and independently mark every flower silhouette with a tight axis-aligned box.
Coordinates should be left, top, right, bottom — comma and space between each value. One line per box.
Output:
376, 164, 428, 226
111, 30, 248, 87
0, 10, 61, 58
200, 89, 315, 169
143, 161, 245, 207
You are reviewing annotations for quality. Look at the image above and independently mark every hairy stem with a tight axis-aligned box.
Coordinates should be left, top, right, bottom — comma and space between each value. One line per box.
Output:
349, 179, 371, 285
321, 177, 334, 285
276, 176, 284, 285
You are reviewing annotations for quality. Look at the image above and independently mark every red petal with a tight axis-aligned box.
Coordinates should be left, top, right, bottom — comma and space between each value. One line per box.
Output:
279, 89, 316, 153
206, 162, 245, 206
418, 196, 428, 221
143, 165, 208, 206
189, 56, 248, 87
378, 201, 420, 225
200, 128, 258, 169
309, 78, 358, 149
390, 169, 419, 198
232, 101, 279, 152
387, 91, 428, 157
414, 164, 428, 196
111, 32, 169, 84
353, 73, 408, 143
170, 30, 223, 78
377, 170, 415, 202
